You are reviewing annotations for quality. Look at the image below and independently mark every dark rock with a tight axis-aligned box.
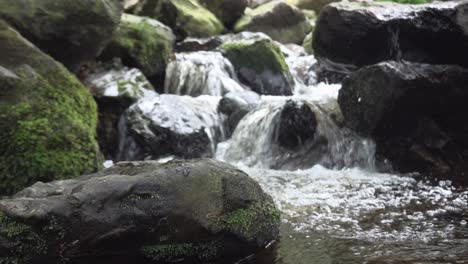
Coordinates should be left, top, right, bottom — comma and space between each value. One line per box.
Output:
0, 21, 102, 196
313, 1, 468, 77
175, 36, 223, 52
0, 0, 123, 70
288, 0, 340, 13
274, 100, 317, 150
218, 91, 261, 137
0, 159, 280, 263
117, 95, 224, 161
200, 0, 249, 28
339, 61, 468, 179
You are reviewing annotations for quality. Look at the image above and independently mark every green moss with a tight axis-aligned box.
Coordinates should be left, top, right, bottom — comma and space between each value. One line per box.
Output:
170, 0, 224, 37
222, 39, 290, 75
141, 241, 220, 262
303, 31, 314, 54
218, 202, 281, 242
0, 23, 102, 195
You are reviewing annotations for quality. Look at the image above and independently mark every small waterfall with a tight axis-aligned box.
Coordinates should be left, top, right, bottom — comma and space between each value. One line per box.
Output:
164, 51, 246, 96
216, 84, 376, 170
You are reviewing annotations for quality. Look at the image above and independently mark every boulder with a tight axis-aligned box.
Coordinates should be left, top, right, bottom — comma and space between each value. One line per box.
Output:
218, 91, 261, 137
221, 36, 294, 95
117, 95, 224, 161
200, 0, 249, 28
247, 0, 273, 8
133, 0, 224, 39
234, 1, 312, 44
83, 61, 158, 160
165, 51, 245, 96
339, 61, 468, 179
313, 1, 468, 76
0, 21, 101, 195
0, 0, 123, 70
175, 36, 224, 52
0, 159, 280, 263
100, 14, 175, 83
287, 0, 340, 13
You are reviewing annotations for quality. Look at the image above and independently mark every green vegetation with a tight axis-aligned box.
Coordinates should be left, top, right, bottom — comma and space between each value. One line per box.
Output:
141, 242, 220, 262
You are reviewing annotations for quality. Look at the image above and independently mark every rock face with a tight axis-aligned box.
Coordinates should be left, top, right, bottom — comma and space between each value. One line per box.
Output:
221, 36, 294, 95
313, 1, 468, 75
0, 159, 280, 263
118, 95, 224, 161
133, 0, 224, 39
339, 61, 468, 179
200, 0, 249, 28
101, 14, 175, 83
218, 91, 261, 137
164, 51, 245, 96
235, 1, 312, 44
0, 21, 101, 195
0, 0, 123, 69
84, 62, 157, 160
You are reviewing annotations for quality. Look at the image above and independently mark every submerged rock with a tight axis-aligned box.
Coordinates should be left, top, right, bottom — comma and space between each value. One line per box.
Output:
84, 62, 157, 160
0, 21, 101, 195
234, 1, 312, 44
221, 36, 294, 95
165, 51, 245, 96
133, 0, 224, 39
339, 61, 468, 179
0, 159, 280, 263
101, 14, 175, 83
218, 91, 261, 137
313, 1, 468, 76
118, 95, 224, 161
200, 0, 249, 28
0, 0, 123, 69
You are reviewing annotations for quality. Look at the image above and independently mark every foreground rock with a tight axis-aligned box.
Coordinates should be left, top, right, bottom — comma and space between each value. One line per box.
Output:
0, 21, 101, 195
339, 61, 468, 179
313, 1, 468, 78
133, 0, 224, 39
200, 0, 249, 28
221, 36, 294, 95
101, 14, 175, 83
234, 1, 312, 44
118, 95, 224, 161
0, 0, 122, 69
83, 62, 157, 160
165, 51, 245, 96
0, 159, 280, 263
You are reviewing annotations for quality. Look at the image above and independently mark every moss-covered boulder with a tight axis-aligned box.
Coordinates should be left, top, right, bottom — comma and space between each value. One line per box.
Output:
221, 36, 294, 95
0, 0, 123, 70
133, 0, 224, 39
200, 0, 249, 28
234, 1, 312, 44
0, 21, 102, 196
303, 32, 314, 54
101, 14, 175, 83
0, 159, 280, 263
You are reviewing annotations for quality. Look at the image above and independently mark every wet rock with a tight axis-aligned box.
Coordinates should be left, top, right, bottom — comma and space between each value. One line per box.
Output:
83, 62, 157, 160
200, 0, 249, 28
247, 0, 273, 8
100, 14, 175, 84
313, 1, 468, 76
235, 1, 312, 44
221, 36, 294, 95
218, 91, 261, 137
0, 159, 280, 263
165, 51, 245, 96
274, 100, 317, 150
339, 61, 468, 179
0, 0, 122, 70
303, 32, 314, 54
287, 0, 340, 13
118, 95, 224, 161
0, 21, 101, 195
133, 0, 224, 39
175, 36, 223, 52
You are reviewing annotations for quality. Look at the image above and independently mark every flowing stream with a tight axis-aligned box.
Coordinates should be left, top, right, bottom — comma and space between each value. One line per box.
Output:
120, 43, 468, 263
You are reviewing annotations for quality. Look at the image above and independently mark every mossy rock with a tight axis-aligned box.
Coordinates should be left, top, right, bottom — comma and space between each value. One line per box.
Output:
133, 0, 224, 39
286, 0, 340, 12
0, 159, 280, 263
101, 14, 175, 82
0, 0, 123, 70
234, 1, 312, 44
221, 37, 294, 95
303, 31, 314, 54
0, 21, 102, 196
199, 0, 248, 28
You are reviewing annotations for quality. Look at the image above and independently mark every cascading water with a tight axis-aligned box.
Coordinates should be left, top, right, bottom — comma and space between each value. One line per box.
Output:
116, 39, 468, 263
